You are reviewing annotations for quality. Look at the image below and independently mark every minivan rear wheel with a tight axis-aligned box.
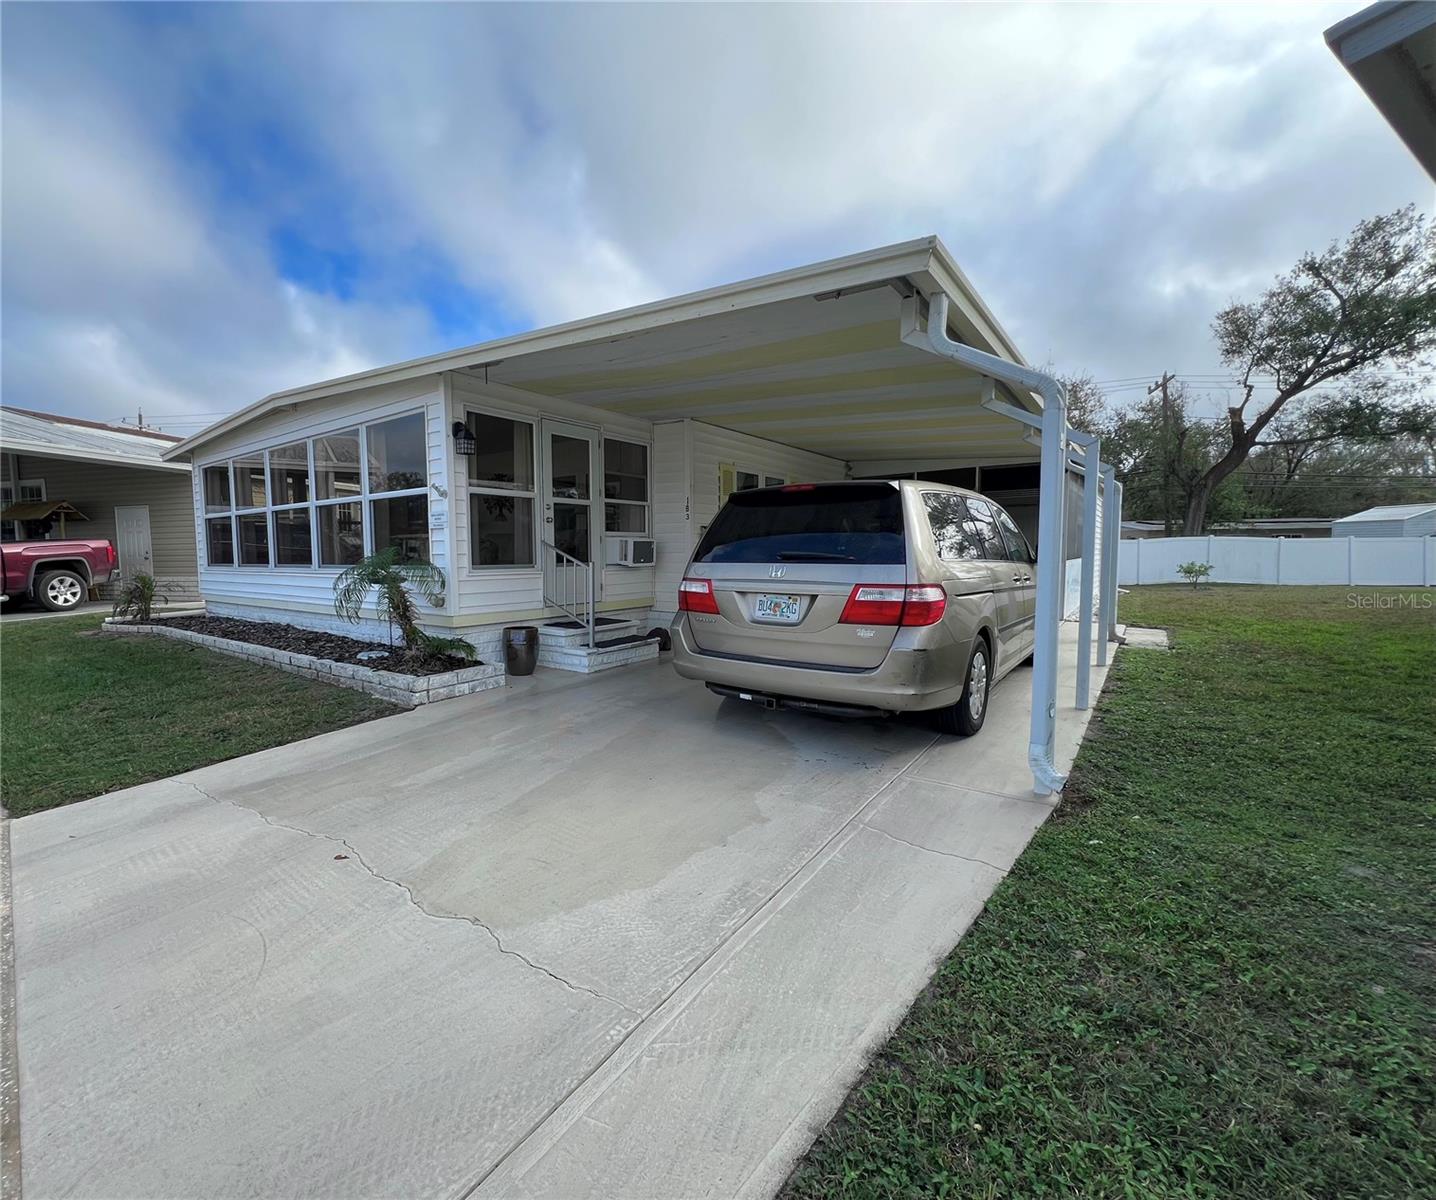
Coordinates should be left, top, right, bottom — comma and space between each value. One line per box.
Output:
935, 638, 990, 737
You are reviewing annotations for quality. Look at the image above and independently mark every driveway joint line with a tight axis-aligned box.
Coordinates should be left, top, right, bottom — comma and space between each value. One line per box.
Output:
181, 781, 635, 1015
860, 822, 1010, 875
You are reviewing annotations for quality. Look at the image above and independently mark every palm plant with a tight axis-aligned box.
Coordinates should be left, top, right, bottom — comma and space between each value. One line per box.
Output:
333, 548, 473, 662
111, 572, 167, 622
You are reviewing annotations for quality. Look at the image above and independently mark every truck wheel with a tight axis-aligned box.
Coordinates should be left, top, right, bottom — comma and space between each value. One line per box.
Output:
36, 569, 86, 612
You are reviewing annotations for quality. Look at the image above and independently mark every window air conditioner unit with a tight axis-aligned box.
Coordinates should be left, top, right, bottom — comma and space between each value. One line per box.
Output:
606, 537, 655, 567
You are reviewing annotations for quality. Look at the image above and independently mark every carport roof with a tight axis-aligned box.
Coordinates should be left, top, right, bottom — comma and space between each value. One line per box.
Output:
2, 406, 190, 472
169, 236, 1042, 466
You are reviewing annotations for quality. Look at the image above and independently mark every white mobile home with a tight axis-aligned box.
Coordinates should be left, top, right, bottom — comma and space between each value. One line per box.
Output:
168, 239, 1121, 793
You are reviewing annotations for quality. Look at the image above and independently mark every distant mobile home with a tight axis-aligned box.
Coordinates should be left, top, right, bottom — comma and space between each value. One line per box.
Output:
1330, 503, 1436, 539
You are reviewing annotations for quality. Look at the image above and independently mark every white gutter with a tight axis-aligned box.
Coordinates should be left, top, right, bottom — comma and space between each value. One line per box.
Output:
1108, 480, 1124, 638
1098, 464, 1118, 666
1069, 429, 1101, 710
902, 291, 1069, 796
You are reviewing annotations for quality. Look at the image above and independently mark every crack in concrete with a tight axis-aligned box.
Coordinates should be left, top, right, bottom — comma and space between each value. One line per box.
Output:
183, 780, 636, 1015
862, 822, 1010, 874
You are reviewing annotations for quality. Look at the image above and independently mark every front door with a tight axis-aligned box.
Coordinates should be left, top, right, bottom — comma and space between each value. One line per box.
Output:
541, 418, 598, 569
114, 505, 153, 580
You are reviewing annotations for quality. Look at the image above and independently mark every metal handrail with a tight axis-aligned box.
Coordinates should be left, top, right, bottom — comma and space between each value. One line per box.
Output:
540, 540, 595, 648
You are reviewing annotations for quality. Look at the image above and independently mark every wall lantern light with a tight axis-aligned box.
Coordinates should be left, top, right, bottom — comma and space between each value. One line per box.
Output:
452, 421, 477, 456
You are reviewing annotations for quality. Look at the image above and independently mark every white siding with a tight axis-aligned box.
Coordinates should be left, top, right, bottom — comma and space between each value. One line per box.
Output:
447, 374, 657, 622
688, 419, 847, 537
649, 419, 847, 624
193, 379, 447, 625
650, 421, 692, 625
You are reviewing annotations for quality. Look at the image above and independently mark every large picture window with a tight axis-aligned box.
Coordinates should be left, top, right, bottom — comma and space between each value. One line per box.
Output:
199, 409, 429, 571
466, 409, 536, 568
603, 439, 649, 535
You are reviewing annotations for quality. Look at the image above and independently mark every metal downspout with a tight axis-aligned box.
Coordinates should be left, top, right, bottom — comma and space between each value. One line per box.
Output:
1071, 431, 1101, 709
1110, 480, 1124, 633
1098, 464, 1117, 666
901, 291, 1069, 796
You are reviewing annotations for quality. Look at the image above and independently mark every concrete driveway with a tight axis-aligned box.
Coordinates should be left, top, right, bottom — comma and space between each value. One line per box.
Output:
9, 631, 1109, 1199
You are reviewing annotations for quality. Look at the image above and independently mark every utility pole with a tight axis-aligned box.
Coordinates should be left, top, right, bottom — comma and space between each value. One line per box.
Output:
1149, 372, 1176, 536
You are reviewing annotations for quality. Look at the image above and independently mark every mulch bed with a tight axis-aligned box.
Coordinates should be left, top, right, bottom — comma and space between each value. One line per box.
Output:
151, 615, 481, 677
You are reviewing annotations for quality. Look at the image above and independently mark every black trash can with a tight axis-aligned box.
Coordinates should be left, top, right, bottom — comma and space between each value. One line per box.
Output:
503, 626, 539, 676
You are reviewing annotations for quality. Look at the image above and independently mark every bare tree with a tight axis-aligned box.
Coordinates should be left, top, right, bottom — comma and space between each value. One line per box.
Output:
1185, 206, 1436, 533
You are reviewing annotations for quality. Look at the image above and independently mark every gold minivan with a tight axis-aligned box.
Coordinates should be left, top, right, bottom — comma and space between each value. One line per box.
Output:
670, 480, 1036, 735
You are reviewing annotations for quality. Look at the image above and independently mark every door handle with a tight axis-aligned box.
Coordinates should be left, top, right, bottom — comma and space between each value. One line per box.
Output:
1012, 573, 1023, 583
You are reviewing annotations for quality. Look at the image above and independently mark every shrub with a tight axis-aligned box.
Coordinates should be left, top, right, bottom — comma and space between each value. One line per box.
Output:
1177, 560, 1214, 587
111, 573, 168, 622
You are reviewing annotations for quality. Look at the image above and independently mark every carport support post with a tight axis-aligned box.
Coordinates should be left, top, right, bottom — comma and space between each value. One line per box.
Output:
1073, 433, 1100, 710
1109, 480, 1124, 634
1098, 465, 1117, 666
901, 291, 1068, 796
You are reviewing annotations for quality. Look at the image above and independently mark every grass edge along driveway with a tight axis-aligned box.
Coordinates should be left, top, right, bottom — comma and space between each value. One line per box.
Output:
1, 614, 398, 816
784, 585, 1436, 1200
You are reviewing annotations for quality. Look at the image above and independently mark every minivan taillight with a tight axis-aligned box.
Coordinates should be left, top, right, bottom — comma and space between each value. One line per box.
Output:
839, 584, 946, 627
679, 577, 720, 614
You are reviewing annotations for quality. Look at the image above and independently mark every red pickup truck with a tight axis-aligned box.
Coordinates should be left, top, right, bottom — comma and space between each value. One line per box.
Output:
0, 539, 117, 611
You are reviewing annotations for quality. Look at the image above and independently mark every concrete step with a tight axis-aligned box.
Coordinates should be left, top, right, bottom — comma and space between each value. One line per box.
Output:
537, 617, 640, 648
537, 634, 661, 674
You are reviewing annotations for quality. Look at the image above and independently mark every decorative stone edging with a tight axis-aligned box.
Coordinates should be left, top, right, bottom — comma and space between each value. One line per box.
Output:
100, 618, 506, 707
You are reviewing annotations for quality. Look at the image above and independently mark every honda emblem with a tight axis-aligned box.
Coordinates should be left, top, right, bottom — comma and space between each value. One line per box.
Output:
768, 565, 786, 579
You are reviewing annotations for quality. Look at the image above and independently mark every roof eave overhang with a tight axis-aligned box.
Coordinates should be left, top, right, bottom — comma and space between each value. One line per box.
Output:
3, 441, 192, 472
166, 236, 1035, 460
1325, 1, 1436, 180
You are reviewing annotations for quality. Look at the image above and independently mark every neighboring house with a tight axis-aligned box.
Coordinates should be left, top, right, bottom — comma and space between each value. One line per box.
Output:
166, 238, 1098, 671
1330, 502, 1436, 538
0, 407, 199, 600
1325, 1, 1436, 179
1122, 517, 1334, 540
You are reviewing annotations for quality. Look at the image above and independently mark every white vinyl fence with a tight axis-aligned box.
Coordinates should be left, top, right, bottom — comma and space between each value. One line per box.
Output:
1120, 536, 1436, 587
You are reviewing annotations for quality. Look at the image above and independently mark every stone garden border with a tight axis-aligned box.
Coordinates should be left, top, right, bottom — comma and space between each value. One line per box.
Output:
101, 616, 506, 707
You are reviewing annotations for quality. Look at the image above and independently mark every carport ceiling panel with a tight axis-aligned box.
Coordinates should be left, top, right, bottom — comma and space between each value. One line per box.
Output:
486, 289, 1029, 461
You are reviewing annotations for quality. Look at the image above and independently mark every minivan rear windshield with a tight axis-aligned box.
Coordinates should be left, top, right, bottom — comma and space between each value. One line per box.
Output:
693, 483, 906, 565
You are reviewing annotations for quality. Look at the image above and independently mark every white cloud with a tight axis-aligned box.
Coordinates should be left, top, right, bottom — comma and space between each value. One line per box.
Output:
2, 1, 1429, 431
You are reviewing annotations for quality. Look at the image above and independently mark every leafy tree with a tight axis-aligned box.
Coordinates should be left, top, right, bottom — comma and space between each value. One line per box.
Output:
1098, 384, 1246, 529
1059, 372, 1109, 436
1184, 206, 1436, 533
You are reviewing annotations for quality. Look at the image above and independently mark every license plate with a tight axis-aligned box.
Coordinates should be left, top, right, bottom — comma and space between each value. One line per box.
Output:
754, 593, 801, 623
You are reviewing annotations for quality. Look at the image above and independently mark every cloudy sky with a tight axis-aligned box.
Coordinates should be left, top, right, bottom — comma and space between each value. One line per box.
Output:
2, 1, 1429, 435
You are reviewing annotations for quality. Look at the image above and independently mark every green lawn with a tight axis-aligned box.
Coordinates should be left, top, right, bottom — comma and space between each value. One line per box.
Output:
0, 615, 397, 816
785, 585, 1436, 1200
